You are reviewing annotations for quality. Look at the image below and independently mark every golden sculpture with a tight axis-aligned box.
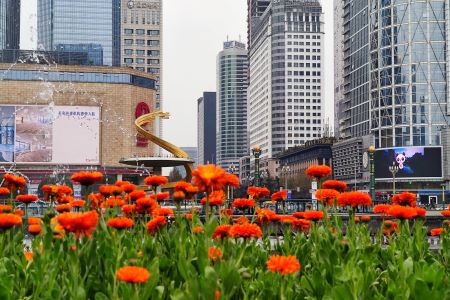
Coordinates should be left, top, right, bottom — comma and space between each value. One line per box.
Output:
135, 111, 194, 187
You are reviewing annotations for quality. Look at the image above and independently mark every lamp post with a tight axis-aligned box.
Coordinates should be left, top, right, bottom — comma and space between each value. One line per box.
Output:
389, 161, 399, 195
441, 183, 446, 210
252, 146, 262, 187
281, 165, 291, 190
228, 164, 236, 200
368, 146, 376, 201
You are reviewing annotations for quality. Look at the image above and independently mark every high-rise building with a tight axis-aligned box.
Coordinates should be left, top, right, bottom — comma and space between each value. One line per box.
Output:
37, 0, 121, 66
197, 92, 216, 165
216, 41, 248, 172
369, 0, 448, 148
248, 0, 324, 161
247, 0, 270, 49
121, 0, 163, 111
333, 0, 345, 138
0, 0, 20, 50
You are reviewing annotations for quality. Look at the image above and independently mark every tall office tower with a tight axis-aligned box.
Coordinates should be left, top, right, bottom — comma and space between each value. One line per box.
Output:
333, 0, 345, 138
369, 0, 449, 148
121, 0, 163, 111
339, 0, 370, 139
247, 0, 270, 49
37, 0, 121, 66
197, 92, 217, 165
0, 0, 20, 49
216, 41, 248, 172
248, 0, 324, 160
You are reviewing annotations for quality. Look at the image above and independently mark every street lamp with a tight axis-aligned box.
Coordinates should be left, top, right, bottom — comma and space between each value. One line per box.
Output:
389, 161, 399, 195
228, 164, 236, 200
281, 165, 291, 190
367, 146, 376, 201
252, 146, 262, 187
441, 183, 446, 210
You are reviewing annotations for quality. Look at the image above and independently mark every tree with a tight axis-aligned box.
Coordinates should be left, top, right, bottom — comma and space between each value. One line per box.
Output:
168, 167, 183, 182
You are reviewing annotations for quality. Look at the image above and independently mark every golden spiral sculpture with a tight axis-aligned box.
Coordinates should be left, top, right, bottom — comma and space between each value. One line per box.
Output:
135, 111, 194, 188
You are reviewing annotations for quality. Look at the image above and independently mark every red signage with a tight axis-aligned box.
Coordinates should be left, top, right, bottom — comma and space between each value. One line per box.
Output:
135, 102, 150, 147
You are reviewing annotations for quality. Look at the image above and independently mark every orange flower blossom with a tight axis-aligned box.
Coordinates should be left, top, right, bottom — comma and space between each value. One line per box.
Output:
191, 164, 227, 192
56, 211, 99, 239
71, 171, 103, 186
305, 165, 332, 179
322, 180, 347, 192
116, 266, 150, 283
266, 255, 301, 275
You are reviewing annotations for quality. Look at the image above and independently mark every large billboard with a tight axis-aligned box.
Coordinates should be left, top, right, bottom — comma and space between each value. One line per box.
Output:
0, 105, 100, 164
374, 146, 442, 180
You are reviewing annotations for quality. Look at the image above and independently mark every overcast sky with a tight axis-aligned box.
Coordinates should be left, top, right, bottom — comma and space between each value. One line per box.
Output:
20, 0, 334, 148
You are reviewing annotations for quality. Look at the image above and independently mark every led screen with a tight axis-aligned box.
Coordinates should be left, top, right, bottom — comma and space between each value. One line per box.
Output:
374, 147, 442, 179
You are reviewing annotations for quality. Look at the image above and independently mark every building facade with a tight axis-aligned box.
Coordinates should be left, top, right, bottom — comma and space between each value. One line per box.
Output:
0, 0, 20, 50
120, 0, 163, 111
0, 63, 157, 190
37, 0, 121, 66
333, 0, 345, 138
247, 0, 270, 49
248, 0, 324, 163
216, 41, 248, 172
197, 92, 216, 165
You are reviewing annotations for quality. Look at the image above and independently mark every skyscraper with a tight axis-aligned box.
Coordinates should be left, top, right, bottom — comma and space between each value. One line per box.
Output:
197, 92, 216, 165
121, 0, 163, 111
247, 0, 270, 49
0, 0, 20, 50
248, 0, 324, 160
37, 0, 121, 66
216, 41, 248, 172
333, 0, 345, 138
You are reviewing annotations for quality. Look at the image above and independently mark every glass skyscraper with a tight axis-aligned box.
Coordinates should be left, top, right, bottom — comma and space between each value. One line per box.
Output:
0, 0, 20, 50
37, 0, 121, 66
369, 0, 449, 148
216, 41, 248, 172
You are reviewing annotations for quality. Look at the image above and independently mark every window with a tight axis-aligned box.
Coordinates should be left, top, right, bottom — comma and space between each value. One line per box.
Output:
136, 29, 145, 35
124, 58, 133, 63
124, 49, 133, 55
147, 40, 160, 46
136, 58, 145, 64
148, 68, 160, 74
147, 30, 160, 35
147, 59, 160, 65
124, 39, 133, 45
136, 39, 145, 45
148, 50, 160, 56
124, 29, 133, 34
136, 50, 145, 55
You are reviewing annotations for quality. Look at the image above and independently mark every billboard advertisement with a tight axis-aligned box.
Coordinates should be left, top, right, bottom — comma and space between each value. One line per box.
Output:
374, 146, 442, 180
0, 105, 100, 164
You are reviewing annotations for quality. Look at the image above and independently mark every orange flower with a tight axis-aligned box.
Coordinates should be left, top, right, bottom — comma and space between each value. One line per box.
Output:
292, 212, 304, 219
387, 205, 417, 219
57, 185, 73, 197
431, 228, 445, 236
144, 175, 168, 187
14, 209, 23, 217
192, 164, 227, 192
71, 171, 103, 186
28, 224, 42, 236
122, 183, 136, 193
103, 197, 125, 208
322, 180, 347, 192
212, 224, 231, 239
107, 217, 134, 229
88, 193, 104, 209
16, 194, 38, 204
192, 226, 204, 233
280, 216, 296, 224
184, 213, 193, 220
136, 198, 157, 214
153, 207, 174, 217
57, 195, 73, 204
305, 165, 331, 179
271, 190, 288, 203
24, 251, 33, 261
129, 190, 146, 202
28, 217, 42, 225
415, 207, 426, 218
71, 200, 86, 208
256, 208, 279, 224
0, 204, 12, 213
146, 216, 166, 234
116, 266, 150, 283
229, 223, 262, 239
56, 211, 99, 239
303, 210, 324, 221
266, 255, 301, 275
220, 208, 233, 218
201, 190, 225, 206
337, 192, 372, 208
208, 247, 223, 262
173, 191, 185, 203
315, 189, 340, 205
361, 215, 371, 223
383, 220, 398, 235
115, 180, 131, 187
354, 216, 360, 223
292, 219, 310, 231
3, 173, 27, 191
121, 204, 136, 216
391, 192, 416, 207
0, 187, 10, 195
174, 181, 198, 199
151, 192, 170, 202
233, 216, 250, 224
440, 210, 450, 218
232, 198, 256, 210
223, 173, 240, 187
0, 213, 22, 229
56, 204, 72, 213
373, 204, 392, 215
247, 186, 270, 199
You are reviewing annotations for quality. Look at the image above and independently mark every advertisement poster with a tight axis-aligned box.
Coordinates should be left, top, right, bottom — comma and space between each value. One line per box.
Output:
374, 146, 442, 179
0, 105, 100, 165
